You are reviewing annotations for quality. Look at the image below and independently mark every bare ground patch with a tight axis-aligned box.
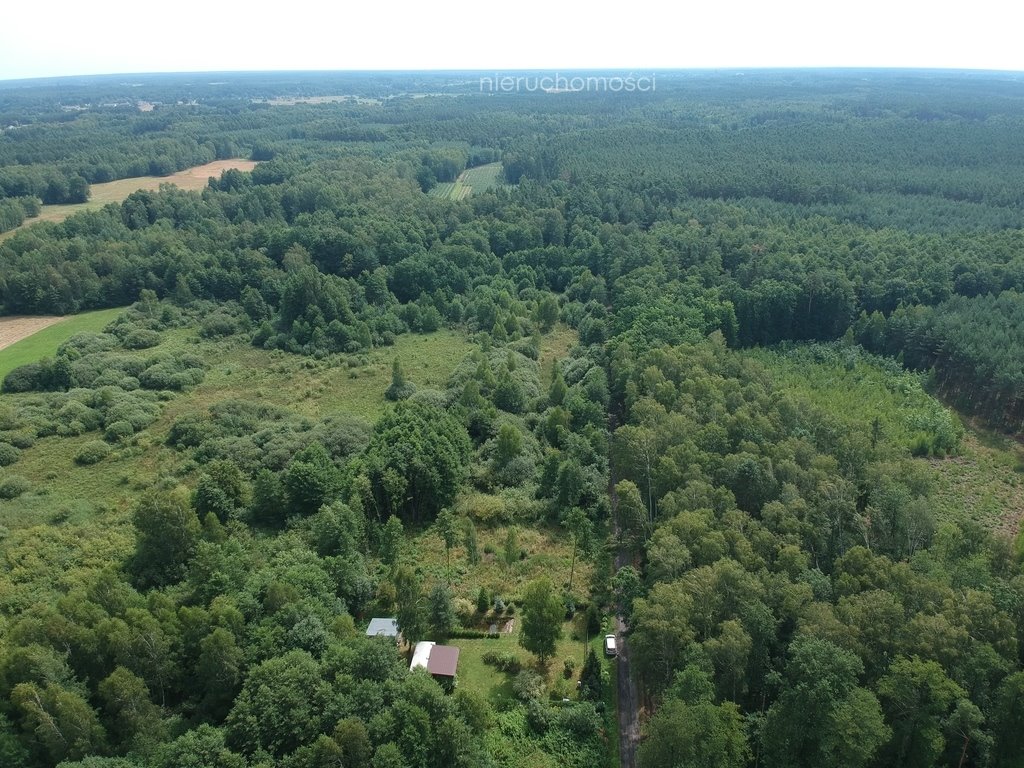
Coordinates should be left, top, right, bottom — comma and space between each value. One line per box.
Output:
0, 316, 64, 352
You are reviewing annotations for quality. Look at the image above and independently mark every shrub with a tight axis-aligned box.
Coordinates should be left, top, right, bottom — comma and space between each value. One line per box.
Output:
0, 443, 21, 466
512, 669, 547, 702
454, 597, 476, 626
448, 628, 490, 640
122, 329, 162, 349
57, 400, 103, 432
481, 651, 522, 674
0, 475, 30, 499
526, 698, 551, 733
75, 440, 111, 465
0, 431, 35, 449
104, 394, 159, 431
138, 355, 205, 390
105, 420, 135, 442
200, 312, 239, 338
3, 362, 48, 393
57, 332, 117, 358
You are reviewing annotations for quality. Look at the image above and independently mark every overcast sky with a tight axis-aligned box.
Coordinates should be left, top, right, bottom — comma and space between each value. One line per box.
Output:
1, 0, 1022, 81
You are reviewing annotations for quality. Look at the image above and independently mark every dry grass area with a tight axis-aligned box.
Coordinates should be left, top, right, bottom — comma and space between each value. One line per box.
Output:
0, 316, 64, 352
929, 426, 1024, 537
0, 159, 257, 240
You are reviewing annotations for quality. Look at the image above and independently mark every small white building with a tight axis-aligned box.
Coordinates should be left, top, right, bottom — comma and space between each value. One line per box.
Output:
410, 641, 435, 671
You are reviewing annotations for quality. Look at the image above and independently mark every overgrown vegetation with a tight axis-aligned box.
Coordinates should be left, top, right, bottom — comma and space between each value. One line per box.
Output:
0, 69, 1023, 768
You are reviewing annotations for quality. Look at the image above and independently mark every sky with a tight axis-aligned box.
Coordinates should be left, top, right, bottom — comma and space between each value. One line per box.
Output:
1, 0, 1023, 81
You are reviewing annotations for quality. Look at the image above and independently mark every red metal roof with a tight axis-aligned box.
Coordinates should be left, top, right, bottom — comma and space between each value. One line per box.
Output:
426, 644, 460, 677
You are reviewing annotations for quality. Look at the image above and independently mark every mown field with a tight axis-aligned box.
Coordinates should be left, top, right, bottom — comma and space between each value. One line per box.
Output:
429, 162, 505, 200
0, 159, 257, 241
0, 307, 126, 380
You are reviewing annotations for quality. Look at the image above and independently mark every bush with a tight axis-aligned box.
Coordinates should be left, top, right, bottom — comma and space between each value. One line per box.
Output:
448, 628, 490, 640
454, 597, 476, 626
57, 332, 117, 358
75, 440, 111, 465
0, 431, 35, 449
3, 362, 48, 393
481, 650, 522, 674
138, 354, 205, 390
0, 443, 21, 467
0, 475, 30, 499
104, 394, 159, 431
526, 698, 551, 734
513, 669, 547, 702
556, 701, 601, 738
122, 329, 162, 349
200, 312, 239, 338
105, 420, 135, 442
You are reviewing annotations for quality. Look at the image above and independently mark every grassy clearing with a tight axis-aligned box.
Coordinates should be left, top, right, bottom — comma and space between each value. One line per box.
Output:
428, 162, 504, 200
408, 520, 593, 608
156, 328, 474, 426
0, 327, 475, 532
0, 159, 256, 240
752, 345, 1024, 532
927, 427, 1024, 536
0, 307, 126, 380
539, 324, 578, 386
460, 163, 504, 192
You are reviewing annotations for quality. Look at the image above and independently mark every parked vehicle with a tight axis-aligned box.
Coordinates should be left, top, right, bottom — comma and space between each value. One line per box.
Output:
604, 633, 617, 657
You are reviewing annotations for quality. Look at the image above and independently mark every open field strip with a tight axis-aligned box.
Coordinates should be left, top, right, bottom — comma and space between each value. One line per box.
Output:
0, 307, 126, 380
0, 159, 257, 240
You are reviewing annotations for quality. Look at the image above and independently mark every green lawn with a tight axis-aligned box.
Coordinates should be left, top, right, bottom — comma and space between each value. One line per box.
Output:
0, 307, 126, 381
451, 614, 618, 768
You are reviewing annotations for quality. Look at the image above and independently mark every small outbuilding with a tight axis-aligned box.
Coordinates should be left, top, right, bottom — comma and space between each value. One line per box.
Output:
409, 641, 460, 679
410, 641, 435, 671
366, 618, 400, 640
425, 644, 460, 678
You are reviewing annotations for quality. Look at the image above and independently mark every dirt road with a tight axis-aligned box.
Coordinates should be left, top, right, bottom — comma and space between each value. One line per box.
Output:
610, 458, 641, 768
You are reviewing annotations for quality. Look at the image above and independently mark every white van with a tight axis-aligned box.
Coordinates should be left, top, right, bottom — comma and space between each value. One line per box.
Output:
604, 633, 617, 657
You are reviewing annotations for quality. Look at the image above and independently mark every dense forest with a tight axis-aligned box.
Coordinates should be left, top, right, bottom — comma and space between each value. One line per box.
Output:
0, 70, 1023, 768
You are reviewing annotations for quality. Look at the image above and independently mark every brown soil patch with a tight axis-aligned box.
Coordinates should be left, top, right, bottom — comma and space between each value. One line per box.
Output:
163, 159, 257, 190
0, 315, 64, 352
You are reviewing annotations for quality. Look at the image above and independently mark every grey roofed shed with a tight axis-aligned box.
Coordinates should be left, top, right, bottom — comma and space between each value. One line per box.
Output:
366, 618, 400, 638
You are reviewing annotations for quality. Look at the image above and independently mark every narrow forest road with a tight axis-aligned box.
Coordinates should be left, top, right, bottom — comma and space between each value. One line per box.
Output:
610, 454, 641, 768
614, 566, 640, 767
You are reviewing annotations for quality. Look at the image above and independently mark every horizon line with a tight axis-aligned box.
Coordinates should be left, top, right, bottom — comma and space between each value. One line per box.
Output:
2, 65, 1024, 86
